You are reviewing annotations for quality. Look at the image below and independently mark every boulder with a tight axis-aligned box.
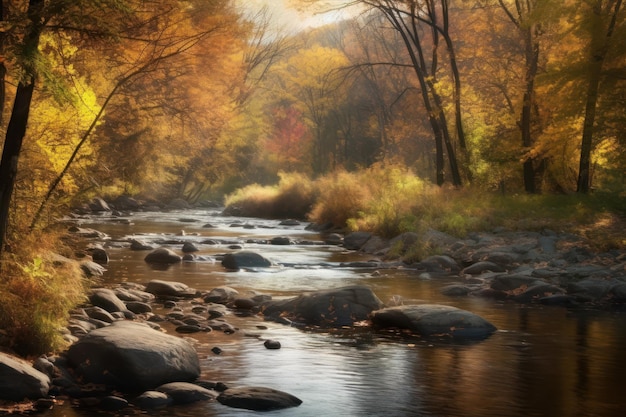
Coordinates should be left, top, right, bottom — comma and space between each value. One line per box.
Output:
144, 247, 182, 264
221, 251, 273, 270
182, 242, 199, 253
0, 352, 51, 401
66, 321, 200, 392
217, 386, 302, 411
89, 288, 128, 313
155, 382, 217, 404
145, 279, 197, 299
134, 391, 173, 409
91, 248, 109, 265
371, 304, 497, 339
204, 286, 240, 304
80, 260, 107, 277
130, 239, 154, 251
112, 195, 142, 211
343, 232, 372, 250
262, 285, 384, 327
89, 197, 111, 212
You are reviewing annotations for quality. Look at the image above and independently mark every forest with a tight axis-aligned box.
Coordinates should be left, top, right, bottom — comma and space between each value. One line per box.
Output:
0, 0, 624, 353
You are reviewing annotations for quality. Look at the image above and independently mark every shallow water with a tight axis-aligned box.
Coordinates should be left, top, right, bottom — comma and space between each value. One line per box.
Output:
49, 209, 626, 417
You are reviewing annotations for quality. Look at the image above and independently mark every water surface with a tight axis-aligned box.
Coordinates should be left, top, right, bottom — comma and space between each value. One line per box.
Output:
51, 209, 626, 416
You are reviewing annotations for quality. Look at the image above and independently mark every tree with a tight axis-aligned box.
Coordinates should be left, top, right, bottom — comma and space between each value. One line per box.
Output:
356, 1, 464, 186
576, 0, 623, 193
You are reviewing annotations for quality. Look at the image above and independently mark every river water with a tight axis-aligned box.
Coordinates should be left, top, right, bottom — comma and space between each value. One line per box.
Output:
50, 209, 626, 417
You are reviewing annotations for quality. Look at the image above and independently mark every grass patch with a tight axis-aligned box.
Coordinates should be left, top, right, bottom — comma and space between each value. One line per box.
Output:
0, 231, 86, 356
224, 166, 625, 251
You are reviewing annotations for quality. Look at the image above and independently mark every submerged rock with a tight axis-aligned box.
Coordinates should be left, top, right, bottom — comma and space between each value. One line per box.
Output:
371, 304, 497, 339
217, 386, 302, 411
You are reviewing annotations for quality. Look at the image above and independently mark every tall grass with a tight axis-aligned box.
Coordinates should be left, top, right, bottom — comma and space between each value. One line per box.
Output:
224, 172, 316, 219
224, 166, 625, 250
0, 231, 86, 356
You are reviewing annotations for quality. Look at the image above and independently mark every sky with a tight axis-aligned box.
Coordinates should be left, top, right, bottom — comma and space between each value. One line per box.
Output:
235, 0, 355, 33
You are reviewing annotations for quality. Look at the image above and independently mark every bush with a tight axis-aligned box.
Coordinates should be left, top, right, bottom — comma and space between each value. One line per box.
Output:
224, 172, 316, 219
308, 170, 371, 228
0, 232, 86, 356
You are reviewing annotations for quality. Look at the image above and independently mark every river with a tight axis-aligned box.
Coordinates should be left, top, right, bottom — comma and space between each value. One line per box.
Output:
49, 209, 626, 417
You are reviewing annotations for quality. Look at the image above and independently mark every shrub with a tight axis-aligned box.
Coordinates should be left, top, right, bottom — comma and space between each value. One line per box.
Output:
224, 172, 316, 219
308, 170, 371, 228
0, 232, 86, 355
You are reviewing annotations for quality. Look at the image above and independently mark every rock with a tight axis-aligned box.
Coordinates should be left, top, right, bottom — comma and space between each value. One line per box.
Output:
182, 242, 199, 253
85, 306, 116, 323
233, 297, 258, 310
206, 302, 228, 318
80, 260, 107, 277
130, 239, 154, 251
513, 283, 565, 303
112, 195, 141, 211
66, 321, 200, 391
166, 198, 191, 209
462, 261, 507, 275
0, 352, 51, 401
144, 247, 182, 264
100, 395, 129, 411
262, 285, 384, 327
89, 288, 128, 313
204, 286, 239, 304
371, 304, 497, 339
68, 226, 108, 239
324, 233, 343, 245
145, 279, 197, 298
610, 283, 626, 302
134, 391, 173, 409
270, 236, 292, 245
91, 248, 109, 265
264, 340, 281, 350
567, 278, 615, 301
89, 197, 111, 212
221, 251, 273, 270
440, 284, 473, 297
490, 274, 547, 291
125, 301, 153, 314
421, 255, 460, 272
155, 382, 217, 404
114, 286, 155, 302
217, 386, 303, 411
343, 231, 373, 250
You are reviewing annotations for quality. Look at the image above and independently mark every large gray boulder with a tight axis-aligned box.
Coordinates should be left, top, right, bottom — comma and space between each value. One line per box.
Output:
221, 251, 272, 270
89, 288, 128, 313
262, 285, 384, 327
371, 304, 497, 339
66, 321, 200, 391
0, 352, 51, 401
217, 386, 302, 411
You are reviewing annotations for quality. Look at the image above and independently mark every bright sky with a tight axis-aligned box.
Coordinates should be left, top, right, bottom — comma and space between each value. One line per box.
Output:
236, 0, 354, 32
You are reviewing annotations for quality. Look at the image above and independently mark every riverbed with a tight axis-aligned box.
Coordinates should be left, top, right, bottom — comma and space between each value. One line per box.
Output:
50, 209, 626, 417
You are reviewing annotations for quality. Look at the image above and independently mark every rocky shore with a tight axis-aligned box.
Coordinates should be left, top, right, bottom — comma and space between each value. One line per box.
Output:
1, 197, 624, 414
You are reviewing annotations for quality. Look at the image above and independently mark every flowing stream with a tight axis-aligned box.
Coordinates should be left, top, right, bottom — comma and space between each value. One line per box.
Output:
49, 209, 626, 417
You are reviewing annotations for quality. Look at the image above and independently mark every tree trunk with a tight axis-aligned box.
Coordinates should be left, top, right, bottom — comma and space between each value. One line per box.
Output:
0, 80, 36, 255
521, 31, 540, 194
577, 0, 622, 193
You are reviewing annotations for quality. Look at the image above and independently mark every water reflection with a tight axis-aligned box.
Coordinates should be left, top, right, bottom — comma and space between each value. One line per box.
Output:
48, 210, 626, 417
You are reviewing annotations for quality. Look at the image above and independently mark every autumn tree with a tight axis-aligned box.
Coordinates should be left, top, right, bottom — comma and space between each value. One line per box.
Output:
575, 0, 624, 193
0, 0, 134, 255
